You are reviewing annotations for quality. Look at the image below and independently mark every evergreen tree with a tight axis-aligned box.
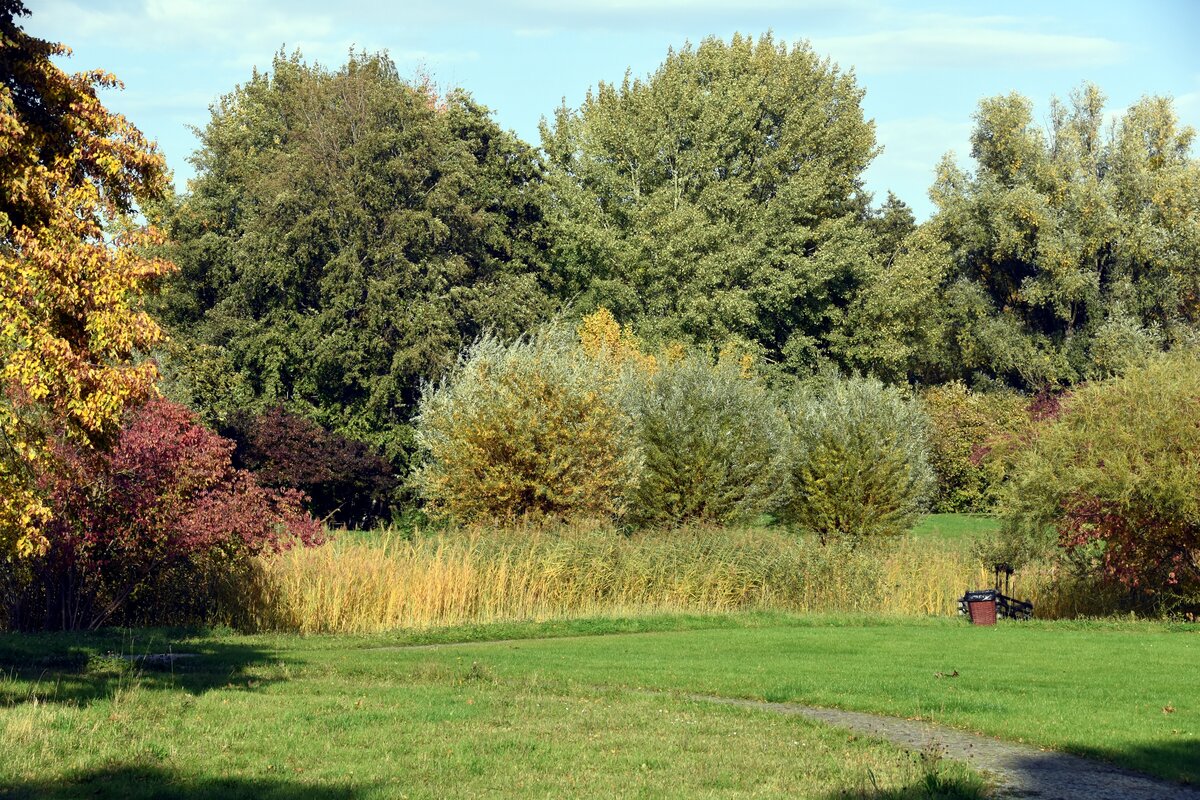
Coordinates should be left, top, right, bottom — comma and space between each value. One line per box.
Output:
157, 51, 556, 469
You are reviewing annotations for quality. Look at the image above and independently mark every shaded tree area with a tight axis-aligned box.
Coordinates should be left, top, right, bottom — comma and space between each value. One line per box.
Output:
156, 51, 559, 473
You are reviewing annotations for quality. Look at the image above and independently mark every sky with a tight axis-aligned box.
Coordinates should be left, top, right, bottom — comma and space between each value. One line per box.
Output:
21, 0, 1200, 219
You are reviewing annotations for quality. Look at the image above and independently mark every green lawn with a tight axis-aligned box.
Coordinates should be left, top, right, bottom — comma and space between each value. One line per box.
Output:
2, 613, 1196, 798
909, 514, 1001, 543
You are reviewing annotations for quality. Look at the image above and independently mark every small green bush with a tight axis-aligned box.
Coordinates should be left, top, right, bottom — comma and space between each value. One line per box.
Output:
1000, 349, 1200, 611
413, 330, 636, 524
921, 382, 1031, 512
626, 356, 788, 528
781, 376, 934, 543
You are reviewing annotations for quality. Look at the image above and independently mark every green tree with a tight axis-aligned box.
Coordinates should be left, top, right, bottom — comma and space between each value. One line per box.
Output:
919, 85, 1200, 388
157, 51, 556, 471
541, 33, 880, 373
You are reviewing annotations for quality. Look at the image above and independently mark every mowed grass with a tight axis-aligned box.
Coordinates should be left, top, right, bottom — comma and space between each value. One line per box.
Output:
2, 614, 1197, 797
909, 514, 1001, 544
0, 617, 988, 800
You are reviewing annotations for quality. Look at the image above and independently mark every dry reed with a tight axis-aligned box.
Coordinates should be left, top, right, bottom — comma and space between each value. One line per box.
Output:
222, 524, 1105, 634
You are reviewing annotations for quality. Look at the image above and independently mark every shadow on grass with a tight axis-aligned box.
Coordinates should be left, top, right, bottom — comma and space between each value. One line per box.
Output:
0, 629, 281, 708
1003, 740, 1200, 795
0, 765, 367, 800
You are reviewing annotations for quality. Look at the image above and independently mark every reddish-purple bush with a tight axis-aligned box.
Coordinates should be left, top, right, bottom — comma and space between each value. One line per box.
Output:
223, 407, 398, 528
5, 398, 322, 630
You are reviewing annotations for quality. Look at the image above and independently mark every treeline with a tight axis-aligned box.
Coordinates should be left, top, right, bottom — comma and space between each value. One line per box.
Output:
3, 7, 1199, 629
152, 37, 1200, 526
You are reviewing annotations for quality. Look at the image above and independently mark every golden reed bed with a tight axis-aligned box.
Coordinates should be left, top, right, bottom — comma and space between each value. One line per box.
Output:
224, 525, 1109, 634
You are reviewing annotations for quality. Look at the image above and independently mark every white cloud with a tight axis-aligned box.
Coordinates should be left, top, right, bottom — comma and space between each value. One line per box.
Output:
813, 16, 1125, 73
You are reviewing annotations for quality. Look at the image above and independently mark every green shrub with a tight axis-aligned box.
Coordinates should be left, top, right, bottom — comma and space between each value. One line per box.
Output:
413, 330, 635, 524
626, 356, 788, 527
1000, 349, 1200, 611
921, 382, 1031, 512
781, 376, 934, 543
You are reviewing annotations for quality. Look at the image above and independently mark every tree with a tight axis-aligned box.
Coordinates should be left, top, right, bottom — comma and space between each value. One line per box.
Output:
221, 406, 397, 529
540, 33, 880, 373
413, 329, 634, 524
780, 376, 934, 544
0, 1, 173, 558
158, 51, 556, 472
627, 354, 788, 528
925, 85, 1200, 388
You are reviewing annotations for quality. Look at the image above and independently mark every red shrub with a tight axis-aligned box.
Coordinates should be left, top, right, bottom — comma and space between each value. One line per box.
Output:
9, 399, 322, 630
223, 407, 397, 528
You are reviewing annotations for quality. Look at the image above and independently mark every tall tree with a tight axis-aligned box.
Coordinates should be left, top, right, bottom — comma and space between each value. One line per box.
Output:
942, 85, 1197, 386
541, 33, 879, 373
159, 51, 556, 469
0, 1, 172, 557
844, 85, 1200, 388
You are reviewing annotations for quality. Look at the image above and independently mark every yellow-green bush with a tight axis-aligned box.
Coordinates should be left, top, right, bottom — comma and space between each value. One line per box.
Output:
999, 349, 1200, 611
413, 330, 636, 523
627, 355, 788, 527
781, 376, 934, 543
921, 382, 1030, 512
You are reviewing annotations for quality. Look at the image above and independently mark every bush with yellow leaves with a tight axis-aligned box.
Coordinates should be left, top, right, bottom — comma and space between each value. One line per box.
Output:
413, 329, 636, 524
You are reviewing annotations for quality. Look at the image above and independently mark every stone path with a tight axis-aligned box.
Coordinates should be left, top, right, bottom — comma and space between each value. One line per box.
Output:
689, 694, 1200, 800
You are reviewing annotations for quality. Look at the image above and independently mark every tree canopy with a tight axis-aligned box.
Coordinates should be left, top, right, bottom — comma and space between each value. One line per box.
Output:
852, 85, 1200, 388
540, 33, 880, 373
158, 51, 557, 467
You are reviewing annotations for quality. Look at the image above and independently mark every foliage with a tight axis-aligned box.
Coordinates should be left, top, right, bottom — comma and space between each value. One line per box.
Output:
541, 33, 880, 372
781, 376, 934, 543
921, 84, 1200, 388
221, 407, 398, 529
3, 398, 321, 630
0, 2, 173, 557
626, 355, 788, 527
577, 307, 659, 377
413, 330, 634, 524
835, 227, 955, 384
156, 50, 557, 470
920, 382, 1031, 512
1000, 349, 1200, 609
865, 191, 917, 262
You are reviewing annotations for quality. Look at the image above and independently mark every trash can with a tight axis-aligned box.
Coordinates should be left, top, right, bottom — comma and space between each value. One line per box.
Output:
962, 589, 998, 626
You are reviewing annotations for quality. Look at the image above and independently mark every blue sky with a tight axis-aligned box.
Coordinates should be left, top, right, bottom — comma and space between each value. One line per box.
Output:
22, 0, 1200, 218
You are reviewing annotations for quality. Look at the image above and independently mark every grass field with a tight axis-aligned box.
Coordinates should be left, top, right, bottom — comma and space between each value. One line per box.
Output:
2, 613, 1196, 798
908, 515, 1001, 544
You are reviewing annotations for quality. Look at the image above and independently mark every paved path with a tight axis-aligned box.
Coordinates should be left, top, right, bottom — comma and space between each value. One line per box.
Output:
690, 695, 1200, 800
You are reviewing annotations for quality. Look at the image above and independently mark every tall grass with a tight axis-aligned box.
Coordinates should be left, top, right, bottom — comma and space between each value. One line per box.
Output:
226, 525, 1107, 634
